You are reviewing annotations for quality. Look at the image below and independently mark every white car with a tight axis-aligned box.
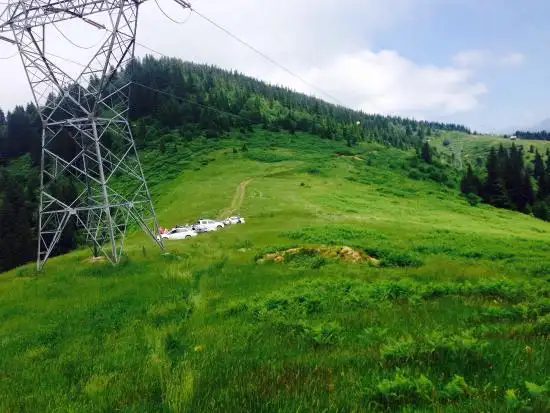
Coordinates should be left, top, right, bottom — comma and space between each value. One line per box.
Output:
192, 219, 225, 233
158, 227, 198, 241
223, 215, 246, 225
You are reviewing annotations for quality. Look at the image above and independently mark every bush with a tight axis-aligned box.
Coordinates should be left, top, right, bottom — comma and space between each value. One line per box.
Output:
305, 322, 341, 347
369, 373, 435, 408
364, 247, 423, 268
307, 167, 321, 175
465, 192, 482, 206
310, 256, 327, 269
335, 149, 355, 157
533, 200, 550, 221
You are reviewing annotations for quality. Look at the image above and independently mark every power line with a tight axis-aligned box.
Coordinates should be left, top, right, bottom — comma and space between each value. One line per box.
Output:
154, 0, 192, 25
36, 51, 254, 124
0, 51, 16, 60
135, 41, 168, 58
132, 81, 253, 123
188, 7, 347, 108
52, 22, 106, 50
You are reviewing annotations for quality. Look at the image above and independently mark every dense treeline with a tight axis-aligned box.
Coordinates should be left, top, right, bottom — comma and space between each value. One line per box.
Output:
514, 130, 550, 141
461, 144, 550, 221
126, 56, 470, 150
0, 56, 471, 272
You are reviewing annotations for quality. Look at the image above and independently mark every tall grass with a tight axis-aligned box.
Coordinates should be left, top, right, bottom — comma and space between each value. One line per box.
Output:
2, 130, 550, 412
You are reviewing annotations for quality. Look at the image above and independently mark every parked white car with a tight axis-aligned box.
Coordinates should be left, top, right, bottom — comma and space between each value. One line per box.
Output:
158, 227, 198, 241
223, 215, 246, 225
192, 219, 225, 233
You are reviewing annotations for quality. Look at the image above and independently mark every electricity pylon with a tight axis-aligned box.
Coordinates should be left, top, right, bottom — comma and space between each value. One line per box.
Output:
0, 0, 190, 270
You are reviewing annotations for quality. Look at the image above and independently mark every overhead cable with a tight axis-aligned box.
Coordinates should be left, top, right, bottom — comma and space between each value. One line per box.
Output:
154, 0, 192, 25
52, 22, 106, 50
188, 7, 346, 107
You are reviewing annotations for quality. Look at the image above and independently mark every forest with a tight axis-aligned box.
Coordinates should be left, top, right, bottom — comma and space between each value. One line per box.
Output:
0, 56, 471, 272
514, 130, 550, 141
460, 144, 550, 220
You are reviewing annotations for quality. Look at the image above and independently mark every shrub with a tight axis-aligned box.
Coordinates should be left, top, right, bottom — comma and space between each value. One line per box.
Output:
369, 373, 435, 408
380, 331, 487, 367
465, 192, 482, 206
307, 167, 321, 175
245, 150, 291, 163
310, 256, 327, 269
533, 200, 550, 221
441, 375, 476, 400
335, 149, 355, 157
305, 322, 341, 347
363, 247, 423, 268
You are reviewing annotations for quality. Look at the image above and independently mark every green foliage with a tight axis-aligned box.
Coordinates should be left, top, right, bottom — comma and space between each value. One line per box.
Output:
364, 247, 423, 268
462, 143, 548, 220
441, 375, 476, 400
245, 149, 293, 163
310, 255, 327, 269
465, 192, 482, 206
305, 321, 342, 347
370, 373, 435, 408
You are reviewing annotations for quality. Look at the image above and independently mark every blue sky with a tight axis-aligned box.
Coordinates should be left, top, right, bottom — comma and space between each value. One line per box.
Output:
0, 0, 548, 133
372, 0, 550, 132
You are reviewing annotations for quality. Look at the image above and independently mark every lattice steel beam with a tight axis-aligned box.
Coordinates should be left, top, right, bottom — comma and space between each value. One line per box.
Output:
0, 0, 191, 270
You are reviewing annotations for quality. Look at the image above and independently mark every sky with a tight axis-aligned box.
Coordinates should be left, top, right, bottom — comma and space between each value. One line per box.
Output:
0, 0, 549, 133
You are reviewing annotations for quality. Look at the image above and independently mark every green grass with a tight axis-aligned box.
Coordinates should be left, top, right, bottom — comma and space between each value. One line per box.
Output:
2, 130, 550, 412
430, 131, 550, 170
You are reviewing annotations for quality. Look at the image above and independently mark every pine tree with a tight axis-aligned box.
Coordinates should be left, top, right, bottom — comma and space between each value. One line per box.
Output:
482, 146, 510, 208
504, 144, 525, 209
538, 173, 548, 200
0, 174, 33, 271
460, 165, 481, 195
534, 150, 545, 179
518, 173, 535, 212
421, 141, 432, 164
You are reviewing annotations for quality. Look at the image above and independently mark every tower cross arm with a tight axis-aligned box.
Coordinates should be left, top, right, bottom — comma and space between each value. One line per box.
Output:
0, 0, 191, 33
0, 0, 151, 31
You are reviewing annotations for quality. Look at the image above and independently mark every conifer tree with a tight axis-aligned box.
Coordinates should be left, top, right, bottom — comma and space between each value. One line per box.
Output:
534, 150, 545, 179
421, 141, 432, 164
460, 165, 481, 195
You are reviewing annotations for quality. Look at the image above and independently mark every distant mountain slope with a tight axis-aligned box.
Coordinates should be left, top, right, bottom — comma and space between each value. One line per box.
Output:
528, 117, 550, 132
126, 56, 472, 149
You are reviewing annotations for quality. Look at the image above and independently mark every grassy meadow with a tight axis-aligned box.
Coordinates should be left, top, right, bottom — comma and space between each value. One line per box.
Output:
2, 130, 550, 412
430, 131, 550, 171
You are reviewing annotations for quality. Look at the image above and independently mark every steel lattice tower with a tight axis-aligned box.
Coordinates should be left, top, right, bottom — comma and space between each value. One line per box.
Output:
0, 0, 190, 270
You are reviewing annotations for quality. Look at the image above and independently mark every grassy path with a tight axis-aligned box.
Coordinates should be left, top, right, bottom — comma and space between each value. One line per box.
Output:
219, 178, 252, 218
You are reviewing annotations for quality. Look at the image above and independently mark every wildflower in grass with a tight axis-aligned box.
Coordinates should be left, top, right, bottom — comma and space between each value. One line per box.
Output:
525, 345, 532, 354
194, 345, 204, 352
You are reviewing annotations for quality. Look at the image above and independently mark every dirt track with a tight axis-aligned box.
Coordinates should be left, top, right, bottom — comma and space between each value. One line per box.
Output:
219, 179, 252, 219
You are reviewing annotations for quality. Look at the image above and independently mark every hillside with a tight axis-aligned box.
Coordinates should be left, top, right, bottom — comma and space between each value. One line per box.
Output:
2, 130, 550, 412
0, 56, 472, 273
430, 131, 550, 169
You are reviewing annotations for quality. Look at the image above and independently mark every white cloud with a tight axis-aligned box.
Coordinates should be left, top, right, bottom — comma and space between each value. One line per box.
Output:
0, 0, 485, 120
499, 52, 524, 67
273, 50, 487, 117
452, 49, 524, 70
452, 50, 490, 68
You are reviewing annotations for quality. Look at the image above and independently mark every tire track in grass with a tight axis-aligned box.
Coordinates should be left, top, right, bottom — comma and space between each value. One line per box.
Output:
219, 178, 252, 219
